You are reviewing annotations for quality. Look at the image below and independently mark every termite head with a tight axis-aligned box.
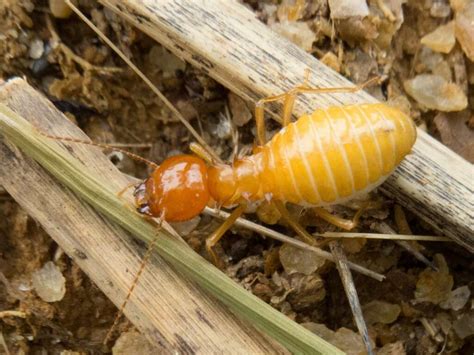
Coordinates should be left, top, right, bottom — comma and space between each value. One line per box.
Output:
134, 155, 210, 222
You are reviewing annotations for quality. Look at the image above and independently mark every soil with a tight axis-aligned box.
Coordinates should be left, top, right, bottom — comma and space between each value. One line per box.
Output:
0, 0, 472, 354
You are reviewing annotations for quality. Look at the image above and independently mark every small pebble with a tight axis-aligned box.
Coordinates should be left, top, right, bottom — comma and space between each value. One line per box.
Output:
362, 300, 401, 325
287, 273, 326, 309
454, 2, 474, 61
452, 311, 474, 339
304, 323, 373, 355
320, 51, 341, 72
147, 45, 186, 78
279, 243, 326, 275
430, 1, 451, 18
277, 0, 306, 22
270, 21, 316, 52
256, 201, 281, 225
228, 93, 252, 127
377, 341, 406, 355
32, 261, 66, 302
420, 21, 455, 54
328, 0, 369, 19
432, 60, 452, 81
439, 285, 471, 311
215, 116, 233, 139
417, 47, 444, 72
29, 39, 44, 59
49, 0, 73, 19
404, 74, 468, 112
112, 329, 156, 354
170, 216, 200, 235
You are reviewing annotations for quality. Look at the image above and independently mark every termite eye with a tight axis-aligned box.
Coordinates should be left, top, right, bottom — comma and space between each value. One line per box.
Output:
137, 204, 151, 215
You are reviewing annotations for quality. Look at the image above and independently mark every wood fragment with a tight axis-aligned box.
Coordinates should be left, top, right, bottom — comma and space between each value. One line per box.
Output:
0, 79, 286, 353
100, 0, 474, 252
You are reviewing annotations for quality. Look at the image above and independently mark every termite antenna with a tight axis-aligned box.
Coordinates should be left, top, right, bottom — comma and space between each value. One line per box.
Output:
103, 231, 162, 346
189, 142, 215, 164
64, 0, 222, 164
38, 130, 159, 169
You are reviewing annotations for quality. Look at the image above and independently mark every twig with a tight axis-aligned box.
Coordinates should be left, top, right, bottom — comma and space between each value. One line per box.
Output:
372, 222, 437, 270
313, 232, 451, 242
204, 207, 385, 282
0, 311, 27, 319
329, 241, 374, 355
0, 331, 10, 355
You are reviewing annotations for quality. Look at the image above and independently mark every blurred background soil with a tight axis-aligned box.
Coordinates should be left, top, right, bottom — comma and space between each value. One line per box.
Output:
0, 0, 473, 354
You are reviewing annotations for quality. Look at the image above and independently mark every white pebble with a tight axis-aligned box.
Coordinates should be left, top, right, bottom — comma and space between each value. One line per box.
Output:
29, 39, 44, 59
32, 261, 66, 302
328, 0, 369, 19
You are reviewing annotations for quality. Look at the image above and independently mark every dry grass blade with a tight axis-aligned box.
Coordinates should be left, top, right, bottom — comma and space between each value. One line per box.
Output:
0, 101, 342, 354
313, 232, 451, 242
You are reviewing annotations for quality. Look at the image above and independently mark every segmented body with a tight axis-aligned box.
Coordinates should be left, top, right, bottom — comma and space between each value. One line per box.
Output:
208, 103, 417, 207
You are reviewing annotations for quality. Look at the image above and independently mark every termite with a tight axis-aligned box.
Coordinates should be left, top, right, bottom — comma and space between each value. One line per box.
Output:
130, 76, 417, 264
45, 0, 417, 344
56, 1, 415, 254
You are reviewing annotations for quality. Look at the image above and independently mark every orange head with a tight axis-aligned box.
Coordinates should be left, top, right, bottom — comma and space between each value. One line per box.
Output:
134, 155, 210, 222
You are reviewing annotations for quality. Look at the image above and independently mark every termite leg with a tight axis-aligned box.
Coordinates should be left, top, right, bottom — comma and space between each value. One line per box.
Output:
272, 201, 315, 245
255, 91, 294, 145
206, 205, 245, 266
254, 75, 381, 144
290, 75, 381, 97
314, 202, 369, 231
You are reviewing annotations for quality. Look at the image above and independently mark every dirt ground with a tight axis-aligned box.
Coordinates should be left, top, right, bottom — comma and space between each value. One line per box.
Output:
0, 0, 473, 354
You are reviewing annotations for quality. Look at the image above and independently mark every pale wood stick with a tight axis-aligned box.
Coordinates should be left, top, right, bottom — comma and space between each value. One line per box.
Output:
0, 78, 286, 353
100, 0, 474, 252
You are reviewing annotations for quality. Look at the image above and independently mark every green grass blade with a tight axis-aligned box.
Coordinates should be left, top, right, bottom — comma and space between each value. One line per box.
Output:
0, 103, 343, 354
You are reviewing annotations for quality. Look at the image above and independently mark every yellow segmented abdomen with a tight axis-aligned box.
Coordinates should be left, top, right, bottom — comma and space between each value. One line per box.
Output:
258, 103, 417, 206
